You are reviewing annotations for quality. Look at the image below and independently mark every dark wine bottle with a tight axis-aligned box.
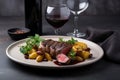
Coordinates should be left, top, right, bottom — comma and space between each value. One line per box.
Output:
24, 0, 42, 35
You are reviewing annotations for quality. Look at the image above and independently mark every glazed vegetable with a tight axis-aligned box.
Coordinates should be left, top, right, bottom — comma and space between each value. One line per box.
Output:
36, 55, 44, 62
29, 52, 38, 59
45, 53, 52, 61
75, 56, 84, 62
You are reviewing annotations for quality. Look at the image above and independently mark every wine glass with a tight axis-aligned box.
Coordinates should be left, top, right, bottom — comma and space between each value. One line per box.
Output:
66, 0, 89, 37
45, 0, 70, 35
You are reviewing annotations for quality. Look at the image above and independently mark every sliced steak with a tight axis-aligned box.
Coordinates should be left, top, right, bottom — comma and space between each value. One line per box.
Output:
56, 53, 70, 63
41, 39, 52, 52
41, 40, 72, 58
61, 45, 72, 54
49, 41, 58, 58
55, 42, 64, 54
45, 40, 54, 53
41, 39, 51, 46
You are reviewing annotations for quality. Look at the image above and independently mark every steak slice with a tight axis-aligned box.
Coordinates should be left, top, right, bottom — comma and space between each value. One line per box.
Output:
49, 41, 58, 58
45, 40, 54, 53
41, 39, 52, 52
55, 42, 69, 53
41, 39, 51, 46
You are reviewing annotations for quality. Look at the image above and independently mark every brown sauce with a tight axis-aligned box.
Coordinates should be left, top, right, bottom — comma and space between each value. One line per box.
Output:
54, 60, 83, 66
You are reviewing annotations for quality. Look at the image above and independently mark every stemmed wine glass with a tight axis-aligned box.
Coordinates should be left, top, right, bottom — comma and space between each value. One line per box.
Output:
66, 0, 89, 37
45, 0, 70, 35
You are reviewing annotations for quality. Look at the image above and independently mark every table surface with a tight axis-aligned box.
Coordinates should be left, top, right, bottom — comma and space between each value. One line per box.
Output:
0, 16, 120, 80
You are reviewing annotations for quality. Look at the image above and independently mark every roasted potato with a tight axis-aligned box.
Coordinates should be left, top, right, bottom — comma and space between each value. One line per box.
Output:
75, 56, 84, 62
28, 49, 36, 54
45, 53, 52, 61
36, 55, 44, 62
81, 51, 90, 59
29, 52, 38, 59
74, 42, 88, 50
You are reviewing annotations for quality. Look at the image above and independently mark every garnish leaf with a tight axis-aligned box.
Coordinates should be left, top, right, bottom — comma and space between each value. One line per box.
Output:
20, 46, 28, 54
66, 37, 78, 45
59, 37, 78, 45
20, 34, 44, 54
59, 38, 65, 42
68, 50, 76, 60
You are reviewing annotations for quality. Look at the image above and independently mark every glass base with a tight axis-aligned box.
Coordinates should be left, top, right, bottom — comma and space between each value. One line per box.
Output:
67, 32, 86, 38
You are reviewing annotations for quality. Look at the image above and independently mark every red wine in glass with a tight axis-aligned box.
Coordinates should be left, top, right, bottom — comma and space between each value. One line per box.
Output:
45, 4, 70, 35
46, 15, 69, 29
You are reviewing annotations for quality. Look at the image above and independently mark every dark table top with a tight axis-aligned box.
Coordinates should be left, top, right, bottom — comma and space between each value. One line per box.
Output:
0, 16, 120, 80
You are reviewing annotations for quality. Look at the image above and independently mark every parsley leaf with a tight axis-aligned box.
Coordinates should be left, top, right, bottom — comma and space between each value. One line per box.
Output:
66, 37, 78, 45
68, 50, 76, 60
20, 34, 44, 54
59, 37, 65, 42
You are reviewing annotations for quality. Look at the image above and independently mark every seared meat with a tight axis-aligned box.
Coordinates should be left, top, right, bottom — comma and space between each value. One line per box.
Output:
55, 42, 64, 54
41, 39, 52, 52
41, 40, 72, 58
50, 41, 58, 57
45, 40, 54, 52
42, 39, 51, 46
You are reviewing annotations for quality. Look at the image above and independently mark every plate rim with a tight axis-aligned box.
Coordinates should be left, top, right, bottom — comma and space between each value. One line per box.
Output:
6, 35, 104, 68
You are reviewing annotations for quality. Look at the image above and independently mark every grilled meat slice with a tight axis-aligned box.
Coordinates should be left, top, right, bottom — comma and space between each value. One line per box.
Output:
41, 39, 52, 52
41, 39, 51, 46
49, 41, 58, 58
56, 53, 70, 63
45, 40, 54, 53
55, 42, 64, 54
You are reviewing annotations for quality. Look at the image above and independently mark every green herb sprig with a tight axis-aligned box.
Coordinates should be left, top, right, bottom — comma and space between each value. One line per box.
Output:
66, 37, 78, 45
20, 34, 44, 54
68, 50, 76, 60
59, 37, 78, 45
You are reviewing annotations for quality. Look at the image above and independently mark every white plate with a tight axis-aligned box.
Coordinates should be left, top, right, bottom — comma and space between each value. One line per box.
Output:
6, 36, 104, 68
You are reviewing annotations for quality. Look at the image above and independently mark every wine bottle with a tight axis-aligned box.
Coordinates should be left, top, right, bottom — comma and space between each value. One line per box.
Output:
24, 0, 42, 35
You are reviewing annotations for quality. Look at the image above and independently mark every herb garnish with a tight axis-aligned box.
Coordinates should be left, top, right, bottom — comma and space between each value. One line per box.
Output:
59, 37, 78, 45
68, 50, 76, 60
20, 34, 44, 54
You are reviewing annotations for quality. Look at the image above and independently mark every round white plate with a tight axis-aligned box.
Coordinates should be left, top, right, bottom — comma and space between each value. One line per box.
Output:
6, 36, 104, 68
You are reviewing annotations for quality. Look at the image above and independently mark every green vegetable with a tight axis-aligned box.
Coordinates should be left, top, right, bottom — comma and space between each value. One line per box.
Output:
66, 37, 78, 45
26, 34, 44, 46
59, 37, 78, 45
59, 38, 65, 42
68, 50, 76, 60
20, 34, 44, 54
20, 46, 28, 54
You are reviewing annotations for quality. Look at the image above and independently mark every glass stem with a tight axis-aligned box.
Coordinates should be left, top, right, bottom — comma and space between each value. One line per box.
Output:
73, 14, 79, 34
54, 28, 60, 35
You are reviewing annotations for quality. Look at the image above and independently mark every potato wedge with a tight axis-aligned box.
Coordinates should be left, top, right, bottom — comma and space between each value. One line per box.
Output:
36, 55, 44, 62
45, 53, 52, 61
29, 52, 38, 59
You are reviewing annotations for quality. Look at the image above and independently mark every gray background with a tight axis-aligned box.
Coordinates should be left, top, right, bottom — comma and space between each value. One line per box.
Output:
0, 0, 120, 16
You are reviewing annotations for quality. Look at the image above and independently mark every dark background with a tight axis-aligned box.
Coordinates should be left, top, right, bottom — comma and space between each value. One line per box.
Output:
0, 0, 120, 35
0, 0, 120, 16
